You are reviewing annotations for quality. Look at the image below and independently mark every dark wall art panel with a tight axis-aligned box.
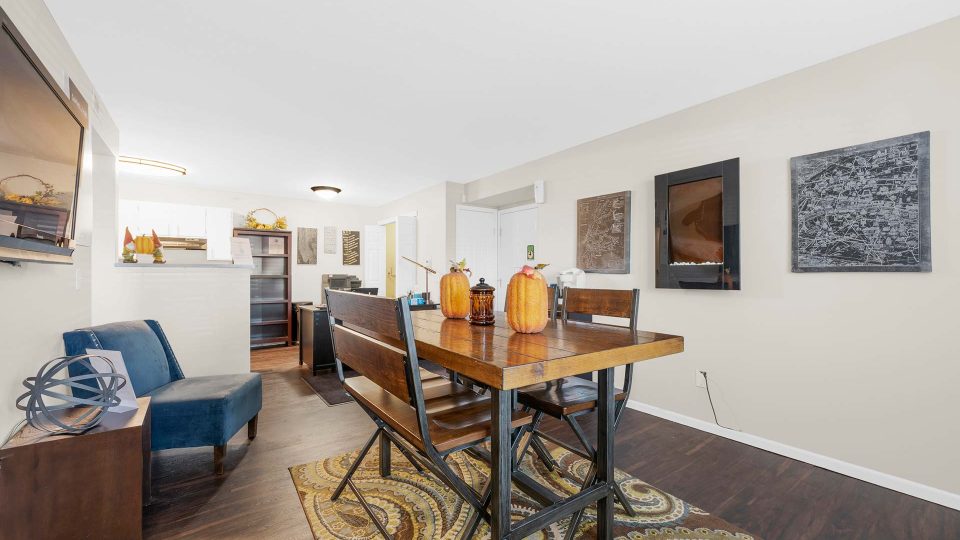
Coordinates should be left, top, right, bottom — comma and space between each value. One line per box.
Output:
791, 131, 931, 272
342, 230, 360, 265
668, 176, 724, 265
655, 158, 740, 290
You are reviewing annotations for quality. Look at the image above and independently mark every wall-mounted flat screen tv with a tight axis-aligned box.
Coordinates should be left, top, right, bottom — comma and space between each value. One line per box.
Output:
0, 8, 87, 264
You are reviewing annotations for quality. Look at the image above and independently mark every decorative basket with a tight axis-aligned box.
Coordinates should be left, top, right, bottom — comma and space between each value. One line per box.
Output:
0, 174, 62, 207
244, 208, 288, 230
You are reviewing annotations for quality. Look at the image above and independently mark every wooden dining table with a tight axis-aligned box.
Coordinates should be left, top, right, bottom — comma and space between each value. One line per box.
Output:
409, 309, 684, 539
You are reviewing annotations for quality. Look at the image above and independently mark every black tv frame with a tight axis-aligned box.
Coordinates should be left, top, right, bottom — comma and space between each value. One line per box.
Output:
0, 6, 88, 264
655, 158, 741, 290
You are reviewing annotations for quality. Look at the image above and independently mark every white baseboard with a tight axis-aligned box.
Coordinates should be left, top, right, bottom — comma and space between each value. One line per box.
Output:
625, 399, 960, 511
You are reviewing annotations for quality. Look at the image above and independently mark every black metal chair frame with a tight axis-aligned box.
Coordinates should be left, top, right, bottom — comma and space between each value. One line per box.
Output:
324, 290, 526, 539
518, 287, 641, 538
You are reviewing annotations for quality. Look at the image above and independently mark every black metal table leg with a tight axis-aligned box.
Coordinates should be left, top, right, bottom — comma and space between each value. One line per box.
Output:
379, 430, 391, 477
597, 367, 615, 538
491, 388, 512, 539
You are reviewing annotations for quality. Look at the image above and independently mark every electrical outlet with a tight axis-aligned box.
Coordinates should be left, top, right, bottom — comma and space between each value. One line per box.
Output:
695, 370, 707, 388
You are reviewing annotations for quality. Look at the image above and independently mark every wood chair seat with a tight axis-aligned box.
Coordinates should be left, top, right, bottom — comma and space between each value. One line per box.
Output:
345, 375, 532, 453
518, 377, 627, 418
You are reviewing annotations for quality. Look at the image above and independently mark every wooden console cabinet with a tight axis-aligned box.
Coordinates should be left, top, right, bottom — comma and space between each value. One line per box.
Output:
300, 304, 335, 374
0, 397, 151, 540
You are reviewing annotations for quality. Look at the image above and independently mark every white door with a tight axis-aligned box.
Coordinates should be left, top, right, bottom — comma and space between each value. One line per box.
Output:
395, 216, 418, 296
497, 205, 538, 311
455, 205, 498, 287
363, 224, 385, 295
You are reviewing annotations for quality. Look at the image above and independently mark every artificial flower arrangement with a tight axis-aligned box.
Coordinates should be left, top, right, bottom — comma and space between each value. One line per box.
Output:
0, 174, 63, 207
244, 208, 288, 230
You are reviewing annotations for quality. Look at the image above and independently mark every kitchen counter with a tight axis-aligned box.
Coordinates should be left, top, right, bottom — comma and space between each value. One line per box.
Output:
113, 262, 252, 269
95, 261, 251, 377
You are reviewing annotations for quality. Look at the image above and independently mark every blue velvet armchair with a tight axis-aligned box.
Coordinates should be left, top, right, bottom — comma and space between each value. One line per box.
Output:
64, 320, 262, 475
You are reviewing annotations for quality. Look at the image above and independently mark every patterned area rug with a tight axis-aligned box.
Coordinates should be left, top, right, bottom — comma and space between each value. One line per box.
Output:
289, 442, 756, 539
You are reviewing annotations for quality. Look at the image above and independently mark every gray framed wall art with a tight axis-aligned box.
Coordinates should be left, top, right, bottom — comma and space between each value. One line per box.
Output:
791, 131, 931, 272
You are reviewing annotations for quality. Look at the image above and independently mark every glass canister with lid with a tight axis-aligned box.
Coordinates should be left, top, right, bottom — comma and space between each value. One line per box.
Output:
469, 278, 495, 326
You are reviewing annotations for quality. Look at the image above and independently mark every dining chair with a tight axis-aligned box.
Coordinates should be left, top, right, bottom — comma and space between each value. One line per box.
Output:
516, 287, 640, 537
324, 289, 533, 538
547, 283, 559, 321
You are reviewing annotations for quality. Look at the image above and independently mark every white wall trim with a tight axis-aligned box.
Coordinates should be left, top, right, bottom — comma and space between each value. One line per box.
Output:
455, 204, 497, 213
625, 399, 960, 511
498, 202, 539, 216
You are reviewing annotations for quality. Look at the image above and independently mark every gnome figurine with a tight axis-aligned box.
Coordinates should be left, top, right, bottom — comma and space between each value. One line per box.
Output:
121, 227, 138, 263
151, 229, 166, 264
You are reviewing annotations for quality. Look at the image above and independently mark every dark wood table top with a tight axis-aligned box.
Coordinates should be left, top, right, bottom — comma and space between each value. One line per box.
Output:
410, 310, 683, 390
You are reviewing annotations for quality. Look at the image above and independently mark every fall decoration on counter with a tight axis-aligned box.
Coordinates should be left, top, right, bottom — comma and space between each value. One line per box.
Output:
121, 227, 137, 263
468, 278, 495, 326
134, 234, 154, 254
0, 174, 63, 207
151, 229, 166, 264
506, 264, 549, 334
440, 258, 471, 319
244, 208, 288, 230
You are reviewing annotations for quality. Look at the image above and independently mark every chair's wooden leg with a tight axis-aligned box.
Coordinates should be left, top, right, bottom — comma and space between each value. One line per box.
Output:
247, 414, 259, 440
214, 445, 226, 476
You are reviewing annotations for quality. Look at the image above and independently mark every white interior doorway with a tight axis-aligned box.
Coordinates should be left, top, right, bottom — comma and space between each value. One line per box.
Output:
363, 224, 385, 294
496, 204, 538, 311
455, 203, 539, 312
362, 216, 417, 298
455, 205, 498, 287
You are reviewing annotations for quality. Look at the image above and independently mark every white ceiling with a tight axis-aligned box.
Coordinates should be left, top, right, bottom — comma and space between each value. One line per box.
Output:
46, 1, 960, 206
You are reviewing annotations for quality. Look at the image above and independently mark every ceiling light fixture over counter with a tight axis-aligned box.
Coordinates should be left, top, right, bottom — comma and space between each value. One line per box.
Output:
118, 156, 187, 176
311, 185, 342, 200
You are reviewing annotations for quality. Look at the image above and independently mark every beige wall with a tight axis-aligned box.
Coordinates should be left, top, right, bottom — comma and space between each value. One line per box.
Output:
0, 0, 119, 435
463, 18, 960, 496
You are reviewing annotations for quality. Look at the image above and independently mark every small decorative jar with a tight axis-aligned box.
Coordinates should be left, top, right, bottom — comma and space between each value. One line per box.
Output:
469, 278, 495, 326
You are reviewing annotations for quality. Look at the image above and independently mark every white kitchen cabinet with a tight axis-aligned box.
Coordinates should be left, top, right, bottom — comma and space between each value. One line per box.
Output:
117, 200, 234, 260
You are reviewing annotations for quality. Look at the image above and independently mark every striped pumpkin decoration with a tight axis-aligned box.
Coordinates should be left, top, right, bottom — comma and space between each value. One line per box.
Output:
440, 269, 471, 319
506, 265, 548, 334
134, 234, 155, 254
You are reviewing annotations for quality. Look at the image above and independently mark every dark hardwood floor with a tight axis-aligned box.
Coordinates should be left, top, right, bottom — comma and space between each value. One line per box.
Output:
142, 347, 960, 539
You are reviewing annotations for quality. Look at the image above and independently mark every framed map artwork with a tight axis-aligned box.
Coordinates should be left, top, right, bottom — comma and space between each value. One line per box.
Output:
791, 131, 931, 272
576, 191, 631, 273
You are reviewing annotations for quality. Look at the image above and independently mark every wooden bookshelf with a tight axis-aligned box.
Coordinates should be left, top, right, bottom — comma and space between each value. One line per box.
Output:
234, 228, 292, 348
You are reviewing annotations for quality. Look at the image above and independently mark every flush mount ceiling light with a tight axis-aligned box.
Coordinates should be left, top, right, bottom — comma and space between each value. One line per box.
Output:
311, 185, 342, 200
118, 156, 187, 176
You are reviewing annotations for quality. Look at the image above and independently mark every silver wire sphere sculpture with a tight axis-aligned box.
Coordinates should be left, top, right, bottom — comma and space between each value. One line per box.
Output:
16, 354, 127, 434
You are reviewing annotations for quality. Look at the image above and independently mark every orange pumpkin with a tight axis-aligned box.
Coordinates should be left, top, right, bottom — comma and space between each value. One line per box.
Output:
506, 265, 549, 334
134, 234, 154, 254
440, 265, 471, 319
